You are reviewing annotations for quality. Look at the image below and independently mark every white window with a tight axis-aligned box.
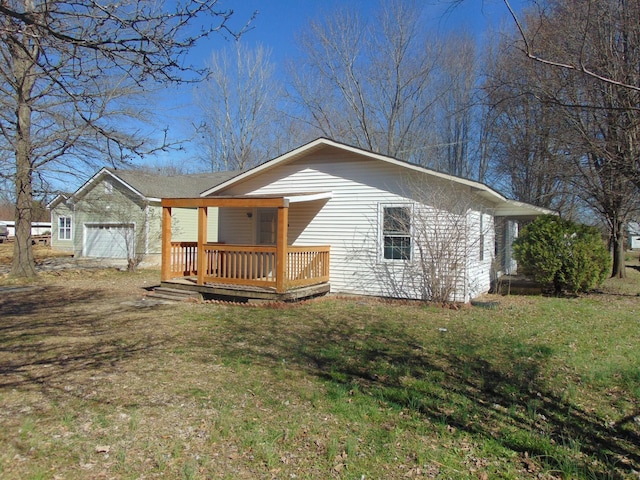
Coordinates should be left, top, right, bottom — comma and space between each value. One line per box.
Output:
105, 179, 113, 194
382, 206, 411, 260
58, 216, 72, 240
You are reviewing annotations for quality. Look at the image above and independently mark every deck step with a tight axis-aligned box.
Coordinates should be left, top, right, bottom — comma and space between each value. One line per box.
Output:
150, 287, 202, 302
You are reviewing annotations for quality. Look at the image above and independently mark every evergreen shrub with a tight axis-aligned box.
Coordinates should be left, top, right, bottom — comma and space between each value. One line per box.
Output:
513, 215, 611, 294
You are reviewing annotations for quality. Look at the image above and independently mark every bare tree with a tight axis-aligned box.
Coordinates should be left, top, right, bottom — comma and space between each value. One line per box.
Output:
489, 0, 640, 278
287, 0, 445, 167
539, 0, 640, 277
432, 33, 477, 178
483, 30, 575, 213
194, 42, 283, 171
0, 0, 244, 278
503, 0, 640, 93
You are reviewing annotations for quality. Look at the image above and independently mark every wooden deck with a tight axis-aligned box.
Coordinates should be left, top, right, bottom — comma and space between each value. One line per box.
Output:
160, 196, 331, 301
164, 241, 330, 297
161, 276, 331, 302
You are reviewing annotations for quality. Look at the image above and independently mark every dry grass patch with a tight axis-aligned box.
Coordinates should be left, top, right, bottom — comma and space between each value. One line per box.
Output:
0, 243, 71, 265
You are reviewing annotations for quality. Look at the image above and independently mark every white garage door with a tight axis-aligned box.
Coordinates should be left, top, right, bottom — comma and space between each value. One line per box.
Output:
84, 224, 135, 258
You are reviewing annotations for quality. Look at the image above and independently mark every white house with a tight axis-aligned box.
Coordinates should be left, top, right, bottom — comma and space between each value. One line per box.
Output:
0, 221, 51, 238
161, 138, 552, 302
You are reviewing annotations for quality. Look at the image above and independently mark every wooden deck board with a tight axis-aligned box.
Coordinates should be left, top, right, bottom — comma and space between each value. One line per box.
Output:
161, 277, 330, 302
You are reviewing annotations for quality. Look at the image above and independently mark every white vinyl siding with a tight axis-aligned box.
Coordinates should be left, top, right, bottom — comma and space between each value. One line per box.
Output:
212, 146, 497, 302
465, 209, 495, 300
214, 148, 445, 300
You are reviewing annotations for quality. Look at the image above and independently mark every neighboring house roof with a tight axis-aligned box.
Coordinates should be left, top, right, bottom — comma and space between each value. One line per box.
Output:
46, 193, 72, 210
50, 168, 240, 207
201, 137, 556, 218
108, 169, 239, 200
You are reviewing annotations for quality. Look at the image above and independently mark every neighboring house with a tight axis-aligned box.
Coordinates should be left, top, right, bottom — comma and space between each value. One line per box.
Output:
49, 168, 237, 264
628, 222, 640, 250
160, 138, 553, 302
0, 221, 51, 238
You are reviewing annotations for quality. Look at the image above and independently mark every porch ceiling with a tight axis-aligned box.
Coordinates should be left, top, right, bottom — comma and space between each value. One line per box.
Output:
494, 200, 557, 218
161, 192, 332, 209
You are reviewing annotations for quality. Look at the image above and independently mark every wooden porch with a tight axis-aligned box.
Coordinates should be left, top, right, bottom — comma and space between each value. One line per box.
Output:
160, 195, 331, 301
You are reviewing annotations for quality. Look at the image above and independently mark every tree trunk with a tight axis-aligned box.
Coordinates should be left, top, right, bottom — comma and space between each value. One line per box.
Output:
11, 92, 37, 278
9, 9, 38, 279
12, 162, 36, 278
611, 218, 626, 279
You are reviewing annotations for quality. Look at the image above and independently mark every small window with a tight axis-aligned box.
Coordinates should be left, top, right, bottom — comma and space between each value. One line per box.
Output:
105, 179, 113, 194
58, 216, 72, 240
383, 206, 411, 260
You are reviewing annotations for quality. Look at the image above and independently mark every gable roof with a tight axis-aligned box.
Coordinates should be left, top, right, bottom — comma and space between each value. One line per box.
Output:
66, 167, 240, 204
200, 137, 555, 217
46, 193, 72, 209
107, 169, 239, 200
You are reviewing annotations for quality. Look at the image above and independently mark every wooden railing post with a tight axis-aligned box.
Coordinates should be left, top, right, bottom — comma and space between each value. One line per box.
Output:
275, 205, 289, 293
197, 206, 208, 285
161, 206, 172, 281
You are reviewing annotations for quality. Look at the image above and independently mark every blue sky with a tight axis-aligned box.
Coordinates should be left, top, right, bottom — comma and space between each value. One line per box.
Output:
197, 0, 525, 65
150, 0, 529, 172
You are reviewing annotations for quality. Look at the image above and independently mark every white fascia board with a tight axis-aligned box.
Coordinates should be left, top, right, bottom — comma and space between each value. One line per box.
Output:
494, 200, 557, 217
73, 167, 111, 199
47, 193, 69, 209
284, 192, 333, 203
317, 140, 508, 202
200, 138, 507, 204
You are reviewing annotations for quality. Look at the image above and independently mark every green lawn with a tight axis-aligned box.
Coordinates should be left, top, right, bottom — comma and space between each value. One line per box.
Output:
0, 264, 639, 479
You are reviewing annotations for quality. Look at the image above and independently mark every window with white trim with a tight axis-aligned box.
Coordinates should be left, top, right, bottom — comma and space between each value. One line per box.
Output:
105, 179, 113, 194
382, 206, 411, 260
58, 216, 72, 240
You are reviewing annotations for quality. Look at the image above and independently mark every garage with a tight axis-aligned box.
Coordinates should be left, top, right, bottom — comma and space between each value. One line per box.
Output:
84, 223, 135, 258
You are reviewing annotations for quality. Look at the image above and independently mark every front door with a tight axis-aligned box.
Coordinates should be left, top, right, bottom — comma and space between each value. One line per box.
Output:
257, 208, 277, 245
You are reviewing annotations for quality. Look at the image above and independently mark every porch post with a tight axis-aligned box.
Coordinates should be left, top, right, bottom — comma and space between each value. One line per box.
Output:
197, 206, 208, 285
161, 206, 172, 281
275, 205, 289, 293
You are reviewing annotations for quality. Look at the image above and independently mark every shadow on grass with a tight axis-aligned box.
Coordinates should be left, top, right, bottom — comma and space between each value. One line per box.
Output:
0, 286, 167, 393
213, 305, 639, 479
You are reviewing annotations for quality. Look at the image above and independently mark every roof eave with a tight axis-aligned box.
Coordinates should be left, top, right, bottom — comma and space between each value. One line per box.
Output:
200, 137, 508, 202
494, 200, 557, 218
73, 168, 148, 202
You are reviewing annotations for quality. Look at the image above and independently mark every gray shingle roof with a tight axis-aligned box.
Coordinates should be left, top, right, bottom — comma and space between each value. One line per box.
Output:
106, 169, 240, 198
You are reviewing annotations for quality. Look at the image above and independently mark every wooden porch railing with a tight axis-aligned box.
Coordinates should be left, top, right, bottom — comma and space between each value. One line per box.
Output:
166, 242, 330, 290
287, 245, 330, 286
168, 241, 198, 277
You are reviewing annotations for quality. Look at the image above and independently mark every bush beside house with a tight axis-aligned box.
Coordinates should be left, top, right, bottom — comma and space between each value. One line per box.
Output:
513, 215, 611, 294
